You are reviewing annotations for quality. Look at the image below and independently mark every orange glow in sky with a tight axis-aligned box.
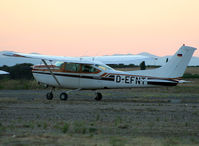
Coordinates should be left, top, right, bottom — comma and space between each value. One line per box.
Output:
0, 0, 199, 57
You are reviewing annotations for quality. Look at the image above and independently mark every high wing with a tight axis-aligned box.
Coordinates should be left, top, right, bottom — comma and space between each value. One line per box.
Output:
0, 70, 9, 74
83, 55, 150, 64
3, 52, 149, 65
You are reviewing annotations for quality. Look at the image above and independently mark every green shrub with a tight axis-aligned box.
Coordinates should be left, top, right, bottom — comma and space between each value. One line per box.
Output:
88, 127, 98, 134
0, 123, 6, 135
109, 137, 126, 146
73, 121, 87, 134
62, 123, 70, 133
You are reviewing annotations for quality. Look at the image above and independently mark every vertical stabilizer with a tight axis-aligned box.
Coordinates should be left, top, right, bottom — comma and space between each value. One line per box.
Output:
129, 45, 197, 78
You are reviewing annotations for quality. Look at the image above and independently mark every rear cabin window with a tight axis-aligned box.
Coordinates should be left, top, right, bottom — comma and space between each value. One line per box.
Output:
65, 63, 80, 72
81, 64, 98, 73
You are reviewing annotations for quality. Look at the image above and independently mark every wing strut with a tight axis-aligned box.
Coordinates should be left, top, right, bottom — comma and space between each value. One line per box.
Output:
42, 59, 61, 87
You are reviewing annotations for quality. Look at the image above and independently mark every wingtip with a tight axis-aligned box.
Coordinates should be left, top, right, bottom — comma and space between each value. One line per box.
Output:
3, 52, 14, 56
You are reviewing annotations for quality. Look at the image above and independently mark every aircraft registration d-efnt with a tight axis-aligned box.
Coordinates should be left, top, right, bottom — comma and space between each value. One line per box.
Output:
3, 45, 196, 101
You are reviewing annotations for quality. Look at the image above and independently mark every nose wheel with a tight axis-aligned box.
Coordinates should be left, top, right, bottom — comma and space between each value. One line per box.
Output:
46, 87, 55, 100
95, 92, 102, 101
46, 92, 53, 100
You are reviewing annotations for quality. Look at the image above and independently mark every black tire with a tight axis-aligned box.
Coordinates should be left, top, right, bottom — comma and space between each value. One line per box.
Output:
60, 93, 68, 101
46, 92, 53, 100
95, 92, 102, 101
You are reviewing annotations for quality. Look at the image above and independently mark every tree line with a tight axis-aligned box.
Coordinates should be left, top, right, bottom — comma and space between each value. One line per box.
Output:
108, 61, 147, 70
0, 63, 33, 80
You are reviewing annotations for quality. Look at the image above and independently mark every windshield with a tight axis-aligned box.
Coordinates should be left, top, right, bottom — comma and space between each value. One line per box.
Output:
55, 61, 64, 67
95, 64, 114, 71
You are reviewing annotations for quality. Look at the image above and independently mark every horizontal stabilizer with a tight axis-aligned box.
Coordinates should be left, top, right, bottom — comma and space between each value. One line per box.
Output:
178, 80, 192, 83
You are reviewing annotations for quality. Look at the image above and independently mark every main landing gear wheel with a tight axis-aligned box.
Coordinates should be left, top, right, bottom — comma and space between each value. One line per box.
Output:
46, 92, 53, 100
60, 93, 68, 101
95, 92, 102, 101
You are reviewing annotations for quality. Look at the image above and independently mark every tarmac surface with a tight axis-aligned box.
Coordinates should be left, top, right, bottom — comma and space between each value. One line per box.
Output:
0, 89, 199, 145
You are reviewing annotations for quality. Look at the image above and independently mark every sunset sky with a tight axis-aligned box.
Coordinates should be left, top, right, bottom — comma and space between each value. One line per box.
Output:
0, 0, 199, 57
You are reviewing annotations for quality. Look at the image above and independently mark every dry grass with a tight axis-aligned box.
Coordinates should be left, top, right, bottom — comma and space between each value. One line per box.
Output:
0, 79, 42, 89
0, 97, 18, 104
186, 67, 199, 74
1, 126, 199, 145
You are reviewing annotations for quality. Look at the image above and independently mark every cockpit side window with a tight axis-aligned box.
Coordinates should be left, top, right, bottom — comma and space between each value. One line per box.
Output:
81, 64, 98, 73
56, 62, 99, 73
55, 62, 64, 67
65, 63, 80, 72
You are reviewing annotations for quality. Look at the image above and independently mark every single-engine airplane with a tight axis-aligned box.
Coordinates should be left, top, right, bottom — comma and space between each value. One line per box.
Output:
3, 45, 196, 101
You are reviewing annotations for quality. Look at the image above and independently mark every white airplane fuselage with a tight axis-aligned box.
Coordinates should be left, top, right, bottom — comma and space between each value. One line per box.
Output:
32, 65, 178, 89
